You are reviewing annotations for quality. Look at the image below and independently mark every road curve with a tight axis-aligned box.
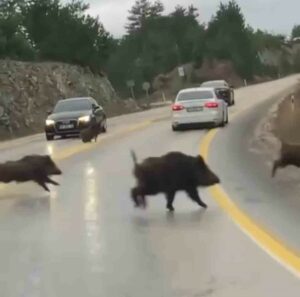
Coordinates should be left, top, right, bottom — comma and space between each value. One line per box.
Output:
208, 76, 300, 275
0, 75, 300, 297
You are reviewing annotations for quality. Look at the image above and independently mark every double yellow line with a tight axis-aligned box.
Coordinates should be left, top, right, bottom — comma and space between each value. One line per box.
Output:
54, 120, 155, 161
3, 106, 300, 277
200, 129, 300, 277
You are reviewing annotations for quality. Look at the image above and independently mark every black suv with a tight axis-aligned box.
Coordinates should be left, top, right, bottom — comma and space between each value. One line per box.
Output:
200, 80, 235, 106
45, 97, 107, 141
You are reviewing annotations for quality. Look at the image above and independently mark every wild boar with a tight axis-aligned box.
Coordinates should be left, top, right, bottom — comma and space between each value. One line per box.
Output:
272, 142, 300, 177
130, 150, 220, 211
0, 155, 62, 192
80, 121, 101, 143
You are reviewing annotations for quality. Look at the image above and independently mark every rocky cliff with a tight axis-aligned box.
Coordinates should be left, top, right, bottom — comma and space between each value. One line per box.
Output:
0, 60, 121, 138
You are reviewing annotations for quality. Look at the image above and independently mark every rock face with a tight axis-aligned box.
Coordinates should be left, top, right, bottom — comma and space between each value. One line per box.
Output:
0, 60, 117, 138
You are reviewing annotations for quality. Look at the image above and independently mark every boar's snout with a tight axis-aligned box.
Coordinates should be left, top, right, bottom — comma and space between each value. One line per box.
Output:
207, 170, 220, 186
45, 157, 62, 175
47, 165, 62, 176
196, 156, 220, 186
52, 166, 62, 175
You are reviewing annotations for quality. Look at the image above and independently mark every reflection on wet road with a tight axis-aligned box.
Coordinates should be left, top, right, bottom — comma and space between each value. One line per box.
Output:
1, 76, 300, 296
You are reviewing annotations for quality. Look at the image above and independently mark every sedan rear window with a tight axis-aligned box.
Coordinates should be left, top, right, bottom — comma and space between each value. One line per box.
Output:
177, 90, 214, 101
201, 81, 227, 88
54, 99, 92, 113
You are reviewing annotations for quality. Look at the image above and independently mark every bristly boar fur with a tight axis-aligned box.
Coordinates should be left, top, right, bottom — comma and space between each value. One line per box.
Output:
0, 155, 62, 192
272, 142, 300, 177
80, 122, 100, 143
130, 150, 220, 212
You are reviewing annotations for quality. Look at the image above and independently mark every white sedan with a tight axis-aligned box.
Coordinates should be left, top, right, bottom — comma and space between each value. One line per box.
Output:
171, 87, 229, 131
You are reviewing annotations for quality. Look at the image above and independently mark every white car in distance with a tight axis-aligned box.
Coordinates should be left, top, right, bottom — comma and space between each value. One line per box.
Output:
171, 87, 228, 131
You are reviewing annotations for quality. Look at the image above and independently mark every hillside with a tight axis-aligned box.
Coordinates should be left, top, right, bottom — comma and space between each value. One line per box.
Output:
0, 60, 140, 139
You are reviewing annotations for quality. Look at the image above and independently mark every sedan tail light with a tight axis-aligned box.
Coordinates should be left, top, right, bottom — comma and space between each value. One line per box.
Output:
205, 102, 219, 108
172, 103, 184, 111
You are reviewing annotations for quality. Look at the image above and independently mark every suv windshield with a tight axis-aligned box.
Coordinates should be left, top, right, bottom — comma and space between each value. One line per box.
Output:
54, 99, 91, 113
177, 90, 214, 101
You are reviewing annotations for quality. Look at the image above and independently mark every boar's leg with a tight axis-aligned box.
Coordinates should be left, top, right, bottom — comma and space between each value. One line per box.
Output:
140, 195, 147, 209
131, 187, 140, 207
36, 179, 50, 192
186, 188, 207, 209
131, 187, 146, 208
45, 176, 59, 186
165, 191, 176, 212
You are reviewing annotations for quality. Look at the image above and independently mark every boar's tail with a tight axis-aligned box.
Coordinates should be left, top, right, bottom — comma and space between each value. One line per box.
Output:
130, 150, 138, 165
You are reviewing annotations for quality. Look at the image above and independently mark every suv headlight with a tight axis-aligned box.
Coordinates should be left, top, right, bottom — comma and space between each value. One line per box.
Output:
78, 115, 91, 123
46, 119, 55, 126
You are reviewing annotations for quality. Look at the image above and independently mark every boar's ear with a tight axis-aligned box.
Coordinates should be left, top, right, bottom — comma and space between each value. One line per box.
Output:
195, 155, 206, 166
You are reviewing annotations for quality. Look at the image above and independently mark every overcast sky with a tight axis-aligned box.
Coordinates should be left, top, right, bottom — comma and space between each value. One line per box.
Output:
85, 0, 299, 37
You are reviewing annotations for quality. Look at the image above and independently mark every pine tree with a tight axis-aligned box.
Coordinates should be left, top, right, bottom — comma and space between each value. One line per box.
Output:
125, 0, 164, 33
292, 25, 300, 39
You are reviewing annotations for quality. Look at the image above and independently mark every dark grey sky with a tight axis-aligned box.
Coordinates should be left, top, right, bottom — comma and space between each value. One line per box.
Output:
85, 0, 299, 37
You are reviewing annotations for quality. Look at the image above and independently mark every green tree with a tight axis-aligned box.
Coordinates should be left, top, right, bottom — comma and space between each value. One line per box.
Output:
252, 29, 283, 50
108, 4, 205, 97
169, 5, 204, 65
125, 0, 164, 33
205, 0, 257, 79
171, 5, 186, 17
0, 0, 35, 60
292, 25, 300, 39
22, 0, 112, 72
187, 5, 199, 18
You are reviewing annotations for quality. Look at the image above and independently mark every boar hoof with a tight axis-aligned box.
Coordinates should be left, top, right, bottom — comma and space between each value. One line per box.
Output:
167, 205, 175, 212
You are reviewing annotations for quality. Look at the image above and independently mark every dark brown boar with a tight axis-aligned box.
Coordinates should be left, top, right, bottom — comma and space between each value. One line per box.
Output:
272, 142, 300, 177
80, 122, 100, 143
0, 155, 62, 192
130, 151, 220, 211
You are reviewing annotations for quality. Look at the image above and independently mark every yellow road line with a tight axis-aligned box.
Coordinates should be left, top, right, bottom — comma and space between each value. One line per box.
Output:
200, 129, 300, 277
54, 120, 153, 161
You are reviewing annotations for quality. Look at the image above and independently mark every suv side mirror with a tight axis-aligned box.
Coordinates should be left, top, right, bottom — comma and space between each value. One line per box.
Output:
47, 110, 52, 115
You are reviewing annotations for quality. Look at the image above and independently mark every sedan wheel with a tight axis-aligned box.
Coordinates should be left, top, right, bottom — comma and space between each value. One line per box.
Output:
225, 110, 229, 124
220, 111, 228, 127
172, 125, 180, 131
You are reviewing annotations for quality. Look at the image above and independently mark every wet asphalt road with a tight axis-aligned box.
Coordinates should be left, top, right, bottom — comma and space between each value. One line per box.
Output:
210, 81, 300, 257
1, 75, 300, 296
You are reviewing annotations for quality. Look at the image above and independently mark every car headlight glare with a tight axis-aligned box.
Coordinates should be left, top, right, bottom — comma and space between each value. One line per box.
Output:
78, 115, 91, 123
46, 119, 55, 126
